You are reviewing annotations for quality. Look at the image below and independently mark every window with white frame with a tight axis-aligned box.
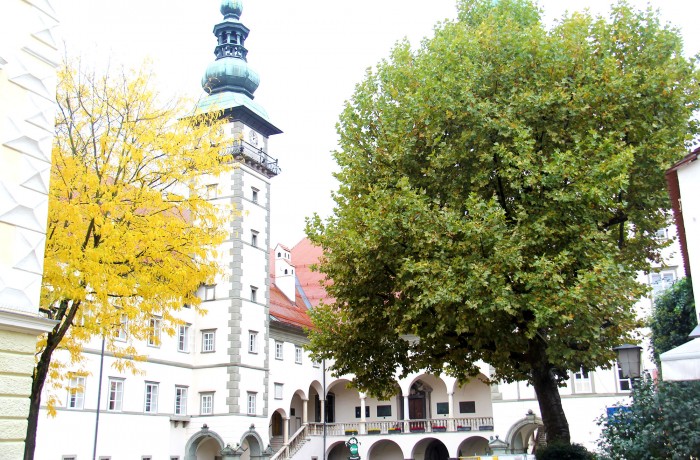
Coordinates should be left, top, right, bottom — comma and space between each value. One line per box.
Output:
206, 183, 217, 199
251, 187, 259, 204
204, 285, 216, 301
250, 286, 258, 303
177, 324, 190, 352
247, 392, 257, 415
251, 230, 258, 247
312, 359, 320, 368
67, 375, 85, 409
295, 345, 303, 364
654, 227, 669, 240
107, 378, 124, 411
573, 367, 592, 393
144, 382, 159, 413
116, 313, 128, 341
248, 331, 258, 354
202, 330, 215, 353
200, 392, 214, 415
175, 386, 188, 415
147, 317, 161, 347
650, 270, 676, 297
274, 383, 283, 400
617, 362, 633, 392
275, 341, 283, 360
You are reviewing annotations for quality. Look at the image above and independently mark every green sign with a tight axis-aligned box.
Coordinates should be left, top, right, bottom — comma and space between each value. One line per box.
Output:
346, 436, 360, 460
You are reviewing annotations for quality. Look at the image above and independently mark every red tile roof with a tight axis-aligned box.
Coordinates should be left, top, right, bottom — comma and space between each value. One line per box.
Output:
268, 238, 332, 330
269, 283, 314, 329
291, 238, 332, 309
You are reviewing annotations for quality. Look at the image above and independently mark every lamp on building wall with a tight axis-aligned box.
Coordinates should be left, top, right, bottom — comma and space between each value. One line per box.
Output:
614, 344, 642, 379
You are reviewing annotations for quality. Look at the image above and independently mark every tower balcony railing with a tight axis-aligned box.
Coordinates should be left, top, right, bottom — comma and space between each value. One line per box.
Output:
222, 139, 281, 178
307, 416, 494, 436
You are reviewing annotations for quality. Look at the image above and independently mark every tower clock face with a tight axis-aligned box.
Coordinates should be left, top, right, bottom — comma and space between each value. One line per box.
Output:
249, 130, 259, 146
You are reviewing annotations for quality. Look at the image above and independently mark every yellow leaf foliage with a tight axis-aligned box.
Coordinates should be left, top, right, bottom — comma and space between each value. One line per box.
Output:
39, 60, 233, 402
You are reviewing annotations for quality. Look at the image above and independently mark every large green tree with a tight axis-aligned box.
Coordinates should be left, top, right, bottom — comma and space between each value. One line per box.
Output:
649, 277, 696, 368
307, 0, 699, 445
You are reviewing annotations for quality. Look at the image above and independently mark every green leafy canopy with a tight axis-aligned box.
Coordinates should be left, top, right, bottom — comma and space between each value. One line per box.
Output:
306, 0, 699, 400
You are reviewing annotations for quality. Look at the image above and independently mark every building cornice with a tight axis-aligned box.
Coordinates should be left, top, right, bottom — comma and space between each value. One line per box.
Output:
0, 309, 57, 335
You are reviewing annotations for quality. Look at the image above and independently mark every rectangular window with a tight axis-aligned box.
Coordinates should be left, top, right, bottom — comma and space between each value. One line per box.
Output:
295, 345, 303, 364
248, 331, 258, 354
116, 313, 128, 341
177, 325, 190, 353
650, 270, 676, 296
200, 393, 214, 415
67, 375, 85, 409
617, 362, 633, 392
108, 378, 124, 411
376, 405, 392, 417
247, 392, 257, 415
147, 317, 161, 347
251, 187, 259, 203
459, 401, 476, 414
202, 330, 215, 353
436, 402, 449, 415
275, 341, 283, 360
274, 383, 283, 400
654, 227, 669, 239
206, 184, 217, 199
175, 386, 188, 415
251, 230, 258, 247
204, 285, 216, 301
312, 360, 320, 368
144, 382, 159, 413
250, 286, 258, 303
574, 367, 592, 393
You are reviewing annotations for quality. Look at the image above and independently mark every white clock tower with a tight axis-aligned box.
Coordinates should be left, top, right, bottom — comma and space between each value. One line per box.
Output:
197, 0, 282, 425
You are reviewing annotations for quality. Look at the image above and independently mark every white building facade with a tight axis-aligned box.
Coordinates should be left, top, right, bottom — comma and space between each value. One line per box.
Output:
32, 1, 684, 459
0, 1, 59, 458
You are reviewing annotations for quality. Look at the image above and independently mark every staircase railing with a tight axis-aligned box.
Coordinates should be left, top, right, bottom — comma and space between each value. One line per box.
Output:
269, 424, 308, 460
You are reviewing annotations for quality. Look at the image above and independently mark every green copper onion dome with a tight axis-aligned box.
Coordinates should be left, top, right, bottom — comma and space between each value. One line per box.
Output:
202, 0, 259, 99
221, 0, 243, 19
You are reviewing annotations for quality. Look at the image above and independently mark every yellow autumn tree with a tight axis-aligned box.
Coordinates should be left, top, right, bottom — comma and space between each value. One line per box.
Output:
24, 61, 232, 460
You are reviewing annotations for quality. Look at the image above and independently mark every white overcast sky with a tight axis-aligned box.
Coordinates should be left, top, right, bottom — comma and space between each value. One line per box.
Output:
55, 0, 700, 246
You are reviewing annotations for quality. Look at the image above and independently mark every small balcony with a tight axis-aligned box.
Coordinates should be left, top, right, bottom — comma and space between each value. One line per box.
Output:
222, 140, 281, 178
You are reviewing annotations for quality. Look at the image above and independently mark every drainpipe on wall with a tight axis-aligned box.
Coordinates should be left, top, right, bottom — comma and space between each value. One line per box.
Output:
92, 335, 106, 460
323, 359, 326, 460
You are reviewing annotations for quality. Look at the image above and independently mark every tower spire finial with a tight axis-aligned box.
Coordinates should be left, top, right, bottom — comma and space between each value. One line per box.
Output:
201, 0, 259, 98
221, 0, 243, 20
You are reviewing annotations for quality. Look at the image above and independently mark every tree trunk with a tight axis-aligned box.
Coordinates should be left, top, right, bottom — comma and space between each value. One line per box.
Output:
24, 300, 80, 460
24, 345, 53, 460
531, 361, 571, 446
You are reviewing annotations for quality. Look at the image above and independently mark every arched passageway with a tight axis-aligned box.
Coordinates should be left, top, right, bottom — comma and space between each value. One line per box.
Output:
184, 426, 225, 460
458, 436, 489, 457
328, 440, 351, 460
413, 437, 449, 460
367, 439, 403, 460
